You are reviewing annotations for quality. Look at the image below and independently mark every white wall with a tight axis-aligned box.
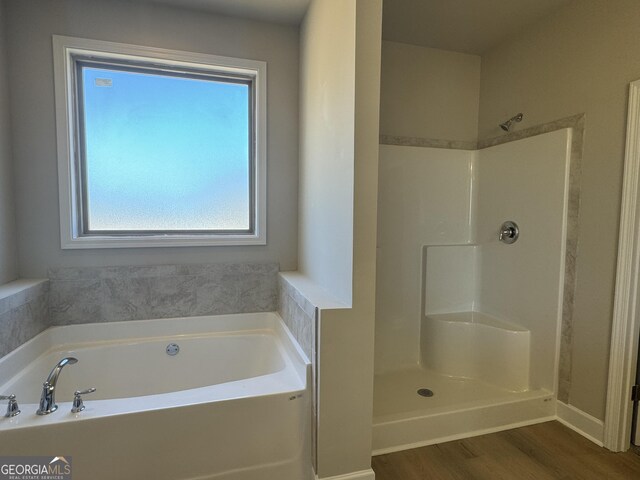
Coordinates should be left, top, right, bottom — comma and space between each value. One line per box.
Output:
0, 0, 18, 285
475, 129, 571, 392
376, 145, 474, 373
299, 0, 382, 477
298, 0, 355, 305
379, 41, 481, 143
479, 0, 640, 419
4, 0, 299, 277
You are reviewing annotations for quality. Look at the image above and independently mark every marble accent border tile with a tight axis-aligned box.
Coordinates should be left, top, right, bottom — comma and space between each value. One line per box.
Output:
477, 113, 585, 150
49, 263, 279, 325
0, 281, 49, 358
380, 134, 478, 151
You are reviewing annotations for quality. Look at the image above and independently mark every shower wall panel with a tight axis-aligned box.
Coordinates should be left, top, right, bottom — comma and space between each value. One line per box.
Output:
375, 145, 475, 373
423, 245, 478, 314
475, 129, 571, 391
376, 130, 571, 385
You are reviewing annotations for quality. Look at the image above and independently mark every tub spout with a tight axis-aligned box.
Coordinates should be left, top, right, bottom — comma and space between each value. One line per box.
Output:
36, 357, 78, 415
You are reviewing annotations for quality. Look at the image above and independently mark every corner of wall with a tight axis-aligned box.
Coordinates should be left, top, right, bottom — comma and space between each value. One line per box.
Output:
0, 0, 19, 285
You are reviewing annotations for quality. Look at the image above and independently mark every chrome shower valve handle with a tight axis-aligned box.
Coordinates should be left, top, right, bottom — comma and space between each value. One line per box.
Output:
498, 221, 519, 244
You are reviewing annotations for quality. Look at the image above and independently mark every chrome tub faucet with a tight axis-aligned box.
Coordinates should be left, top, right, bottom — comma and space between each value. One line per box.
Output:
36, 357, 78, 415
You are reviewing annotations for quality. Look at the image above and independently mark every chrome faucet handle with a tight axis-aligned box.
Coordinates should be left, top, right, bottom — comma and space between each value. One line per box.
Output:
0, 394, 21, 417
71, 387, 96, 413
498, 221, 519, 244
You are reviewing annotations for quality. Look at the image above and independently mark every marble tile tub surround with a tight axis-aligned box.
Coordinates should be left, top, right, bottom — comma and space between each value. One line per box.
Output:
0, 279, 49, 358
380, 113, 585, 403
277, 274, 316, 360
277, 272, 318, 471
48, 263, 279, 325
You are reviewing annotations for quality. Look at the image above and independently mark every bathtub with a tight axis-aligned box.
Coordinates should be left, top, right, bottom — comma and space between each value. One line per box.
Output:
0, 312, 311, 480
421, 311, 530, 391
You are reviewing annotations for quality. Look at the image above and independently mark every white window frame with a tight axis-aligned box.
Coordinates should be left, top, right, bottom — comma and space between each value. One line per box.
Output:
52, 35, 267, 249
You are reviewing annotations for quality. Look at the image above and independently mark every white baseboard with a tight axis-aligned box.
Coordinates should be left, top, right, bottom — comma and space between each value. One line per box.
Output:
556, 401, 604, 446
316, 468, 375, 480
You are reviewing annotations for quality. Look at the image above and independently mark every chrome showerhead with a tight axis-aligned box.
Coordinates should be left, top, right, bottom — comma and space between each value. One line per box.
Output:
499, 113, 524, 132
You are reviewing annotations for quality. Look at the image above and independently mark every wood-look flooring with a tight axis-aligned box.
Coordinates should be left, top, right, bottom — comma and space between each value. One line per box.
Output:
372, 421, 640, 479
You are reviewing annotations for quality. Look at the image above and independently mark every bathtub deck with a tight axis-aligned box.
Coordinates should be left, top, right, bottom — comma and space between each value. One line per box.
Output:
372, 366, 554, 454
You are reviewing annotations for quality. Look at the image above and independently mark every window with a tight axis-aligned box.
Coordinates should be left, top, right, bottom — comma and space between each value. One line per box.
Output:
53, 36, 266, 248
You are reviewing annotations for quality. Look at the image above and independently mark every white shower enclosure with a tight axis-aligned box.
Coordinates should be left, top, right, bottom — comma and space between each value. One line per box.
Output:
373, 129, 572, 453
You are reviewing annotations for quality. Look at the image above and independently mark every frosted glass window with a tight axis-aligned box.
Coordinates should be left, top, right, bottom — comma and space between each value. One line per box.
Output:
54, 37, 266, 248
78, 63, 252, 233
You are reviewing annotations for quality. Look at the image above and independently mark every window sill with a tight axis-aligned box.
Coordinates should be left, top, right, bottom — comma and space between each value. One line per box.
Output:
61, 233, 266, 249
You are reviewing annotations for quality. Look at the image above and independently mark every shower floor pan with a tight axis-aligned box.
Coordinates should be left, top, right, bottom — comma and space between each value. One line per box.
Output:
372, 367, 555, 455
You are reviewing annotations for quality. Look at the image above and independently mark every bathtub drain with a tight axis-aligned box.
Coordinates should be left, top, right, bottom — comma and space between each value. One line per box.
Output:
166, 343, 180, 356
417, 388, 434, 397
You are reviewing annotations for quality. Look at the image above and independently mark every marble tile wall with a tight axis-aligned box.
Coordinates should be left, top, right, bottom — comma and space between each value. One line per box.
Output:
0, 280, 49, 357
49, 263, 279, 325
277, 273, 317, 470
277, 275, 316, 360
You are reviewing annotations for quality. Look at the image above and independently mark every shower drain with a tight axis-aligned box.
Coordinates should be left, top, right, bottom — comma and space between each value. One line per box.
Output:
417, 388, 434, 398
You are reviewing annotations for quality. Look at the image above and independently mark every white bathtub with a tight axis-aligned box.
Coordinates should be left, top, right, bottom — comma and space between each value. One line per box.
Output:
0, 312, 311, 480
421, 311, 530, 391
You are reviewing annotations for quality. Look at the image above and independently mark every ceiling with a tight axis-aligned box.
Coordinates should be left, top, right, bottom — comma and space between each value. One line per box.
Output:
121, 0, 571, 52
123, 0, 311, 25
383, 0, 573, 55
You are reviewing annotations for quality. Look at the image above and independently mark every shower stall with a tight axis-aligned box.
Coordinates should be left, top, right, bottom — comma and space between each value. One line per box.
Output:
373, 129, 572, 453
